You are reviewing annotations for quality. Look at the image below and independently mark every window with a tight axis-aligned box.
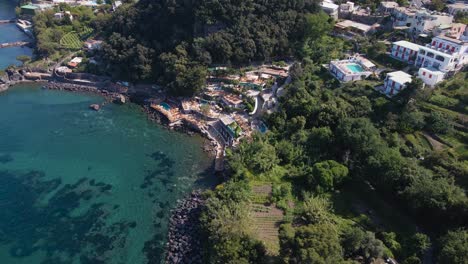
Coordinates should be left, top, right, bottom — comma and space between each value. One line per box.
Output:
429, 74, 432, 79
435, 55, 445, 62
427, 52, 434, 58
452, 47, 455, 52
439, 43, 442, 48
432, 41, 436, 46
423, 71, 426, 76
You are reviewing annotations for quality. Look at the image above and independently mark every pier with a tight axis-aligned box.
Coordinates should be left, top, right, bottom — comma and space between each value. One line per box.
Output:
0, 41, 32, 49
0, 19, 15, 24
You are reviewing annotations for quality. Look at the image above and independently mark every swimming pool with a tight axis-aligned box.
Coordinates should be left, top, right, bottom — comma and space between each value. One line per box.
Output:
259, 122, 268, 133
346, 63, 364, 73
160, 102, 171, 111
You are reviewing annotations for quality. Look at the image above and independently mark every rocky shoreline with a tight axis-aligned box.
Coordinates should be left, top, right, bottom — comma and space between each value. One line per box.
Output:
1, 69, 220, 159
45, 82, 127, 104
165, 191, 205, 264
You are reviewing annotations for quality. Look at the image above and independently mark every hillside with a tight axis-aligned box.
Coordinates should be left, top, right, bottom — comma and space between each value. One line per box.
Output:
99, 0, 323, 93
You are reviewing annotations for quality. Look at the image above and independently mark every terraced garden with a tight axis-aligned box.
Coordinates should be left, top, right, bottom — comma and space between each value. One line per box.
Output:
60, 27, 93, 50
250, 184, 284, 256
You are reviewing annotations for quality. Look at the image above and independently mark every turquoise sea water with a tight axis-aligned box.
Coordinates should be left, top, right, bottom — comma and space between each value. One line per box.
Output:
0, 0, 33, 70
0, 85, 214, 263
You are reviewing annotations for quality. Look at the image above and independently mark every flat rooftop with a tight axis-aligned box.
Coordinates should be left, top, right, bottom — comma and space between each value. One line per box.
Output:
393, 40, 423, 51
335, 20, 375, 33
387, 71, 412, 84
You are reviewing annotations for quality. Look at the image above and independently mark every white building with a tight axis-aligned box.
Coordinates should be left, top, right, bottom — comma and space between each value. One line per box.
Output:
415, 35, 468, 73
113, 1, 122, 11
418, 67, 445, 86
447, 2, 468, 15
390, 34, 468, 86
392, 7, 417, 27
321, 0, 339, 20
433, 23, 467, 40
334, 19, 379, 36
339, 1, 355, 17
390, 40, 423, 64
379, 1, 399, 14
409, 9, 453, 35
383, 71, 412, 96
84, 40, 103, 50
329, 55, 376, 82
54, 11, 73, 21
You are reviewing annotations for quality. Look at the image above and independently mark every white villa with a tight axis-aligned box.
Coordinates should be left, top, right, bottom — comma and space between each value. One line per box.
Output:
329, 55, 376, 82
321, 0, 339, 19
382, 71, 412, 96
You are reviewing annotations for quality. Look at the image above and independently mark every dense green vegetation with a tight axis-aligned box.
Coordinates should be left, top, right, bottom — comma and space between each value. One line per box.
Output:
205, 62, 468, 263
32, 4, 111, 59
197, 29, 467, 264
97, 0, 345, 95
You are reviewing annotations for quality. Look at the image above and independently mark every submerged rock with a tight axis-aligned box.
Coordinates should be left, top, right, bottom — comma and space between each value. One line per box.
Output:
89, 104, 100, 111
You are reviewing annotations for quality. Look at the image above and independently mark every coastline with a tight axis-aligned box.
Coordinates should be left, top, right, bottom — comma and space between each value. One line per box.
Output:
0, 73, 219, 159
2, 77, 219, 263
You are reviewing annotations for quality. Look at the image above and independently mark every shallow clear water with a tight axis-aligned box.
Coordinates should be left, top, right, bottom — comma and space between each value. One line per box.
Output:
0, 0, 33, 70
0, 84, 214, 263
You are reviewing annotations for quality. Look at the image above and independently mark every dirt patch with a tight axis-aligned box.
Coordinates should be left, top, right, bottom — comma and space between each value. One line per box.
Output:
422, 132, 446, 150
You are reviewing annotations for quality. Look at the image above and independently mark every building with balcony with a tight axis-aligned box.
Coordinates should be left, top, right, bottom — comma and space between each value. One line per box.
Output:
415, 35, 468, 73
382, 71, 412, 96
390, 41, 423, 63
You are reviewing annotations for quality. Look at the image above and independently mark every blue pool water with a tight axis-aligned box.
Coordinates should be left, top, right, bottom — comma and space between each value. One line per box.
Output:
160, 102, 171, 111
259, 123, 268, 133
346, 63, 364, 73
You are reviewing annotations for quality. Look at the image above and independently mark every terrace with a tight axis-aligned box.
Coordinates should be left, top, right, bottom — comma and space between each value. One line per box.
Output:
181, 98, 221, 120
329, 55, 375, 82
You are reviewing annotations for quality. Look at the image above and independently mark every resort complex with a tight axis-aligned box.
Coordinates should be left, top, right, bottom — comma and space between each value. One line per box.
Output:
1, 0, 468, 264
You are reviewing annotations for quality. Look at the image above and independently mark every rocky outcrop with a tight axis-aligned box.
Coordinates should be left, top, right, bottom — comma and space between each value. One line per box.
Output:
113, 94, 126, 104
89, 104, 100, 111
165, 191, 205, 264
